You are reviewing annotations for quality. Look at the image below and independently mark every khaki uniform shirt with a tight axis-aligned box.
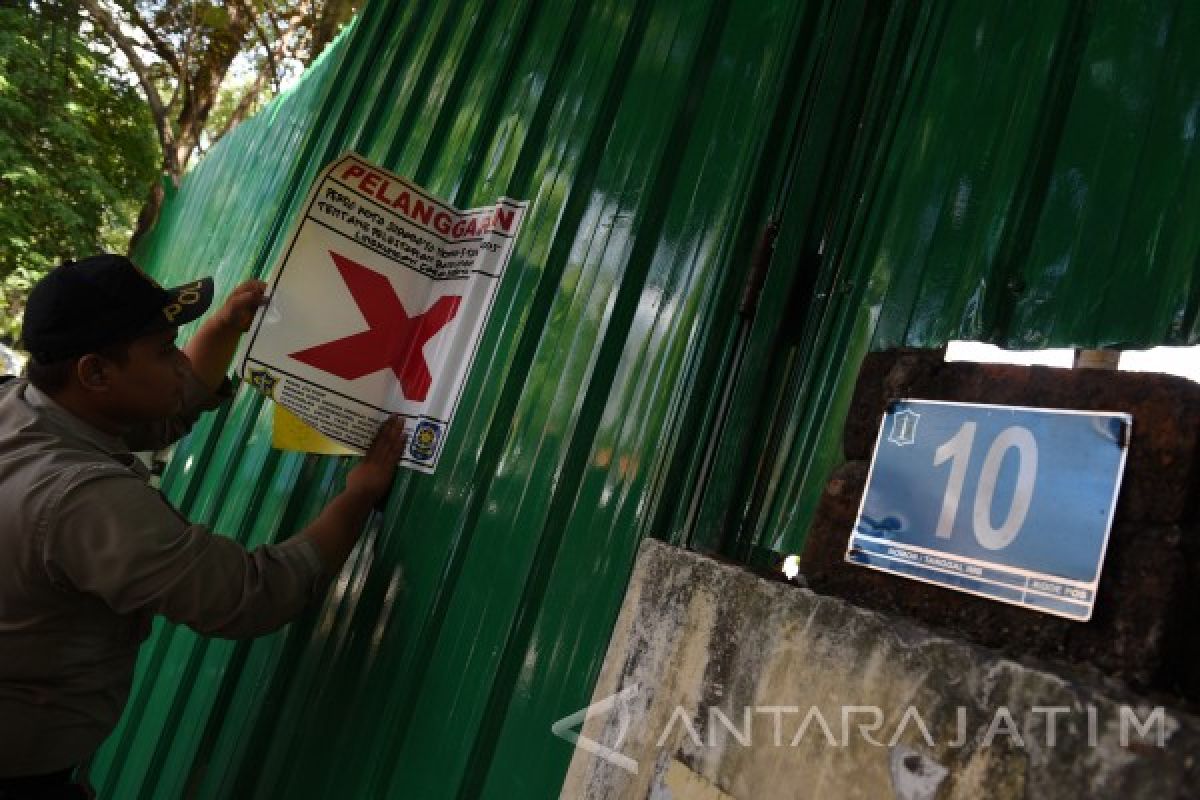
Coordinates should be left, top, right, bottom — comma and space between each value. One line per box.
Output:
0, 371, 328, 777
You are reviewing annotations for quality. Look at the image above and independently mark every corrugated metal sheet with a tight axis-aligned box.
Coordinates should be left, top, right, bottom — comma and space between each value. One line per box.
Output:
867, 1, 1200, 350
86, 0, 1199, 797
684, 0, 1200, 560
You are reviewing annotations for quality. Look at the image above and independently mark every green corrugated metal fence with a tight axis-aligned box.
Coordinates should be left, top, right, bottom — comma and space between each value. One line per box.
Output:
89, 0, 1199, 797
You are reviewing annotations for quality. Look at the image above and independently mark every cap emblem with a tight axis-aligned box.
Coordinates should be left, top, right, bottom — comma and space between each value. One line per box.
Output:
164, 280, 207, 322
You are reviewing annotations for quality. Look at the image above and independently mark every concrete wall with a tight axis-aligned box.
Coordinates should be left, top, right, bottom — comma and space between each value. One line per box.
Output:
561, 352, 1200, 799
560, 540, 1200, 799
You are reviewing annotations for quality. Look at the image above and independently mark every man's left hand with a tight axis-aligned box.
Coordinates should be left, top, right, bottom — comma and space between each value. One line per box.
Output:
215, 280, 269, 333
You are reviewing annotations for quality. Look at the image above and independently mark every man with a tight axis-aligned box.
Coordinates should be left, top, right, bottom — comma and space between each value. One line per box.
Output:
0, 255, 407, 798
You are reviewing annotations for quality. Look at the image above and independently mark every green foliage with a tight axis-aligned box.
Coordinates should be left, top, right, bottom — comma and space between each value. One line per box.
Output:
0, 2, 158, 341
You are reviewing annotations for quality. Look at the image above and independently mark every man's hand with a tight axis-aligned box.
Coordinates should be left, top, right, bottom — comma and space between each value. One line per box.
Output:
303, 417, 408, 572
346, 416, 408, 503
184, 279, 268, 391
214, 279, 268, 333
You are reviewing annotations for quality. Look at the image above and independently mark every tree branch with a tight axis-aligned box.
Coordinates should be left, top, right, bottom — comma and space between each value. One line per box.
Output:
261, 5, 308, 62
169, 3, 254, 172
114, 0, 181, 74
232, 0, 282, 92
179, 1, 196, 114
78, 0, 180, 176
210, 68, 271, 147
311, 0, 356, 62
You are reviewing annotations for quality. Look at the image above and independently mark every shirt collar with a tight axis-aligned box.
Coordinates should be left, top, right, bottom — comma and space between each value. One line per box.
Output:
23, 382, 134, 458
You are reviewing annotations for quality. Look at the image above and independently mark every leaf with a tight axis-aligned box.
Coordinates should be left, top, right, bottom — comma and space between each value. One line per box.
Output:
0, 3, 157, 338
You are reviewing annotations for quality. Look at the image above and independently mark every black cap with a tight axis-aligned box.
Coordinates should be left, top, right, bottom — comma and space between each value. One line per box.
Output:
22, 254, 214, 364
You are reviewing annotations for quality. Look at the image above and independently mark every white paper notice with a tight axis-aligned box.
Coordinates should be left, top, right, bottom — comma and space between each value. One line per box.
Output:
239, 153, 527, 473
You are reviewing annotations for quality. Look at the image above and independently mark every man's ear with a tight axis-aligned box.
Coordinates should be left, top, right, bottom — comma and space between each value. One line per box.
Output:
75, 354, 112, 392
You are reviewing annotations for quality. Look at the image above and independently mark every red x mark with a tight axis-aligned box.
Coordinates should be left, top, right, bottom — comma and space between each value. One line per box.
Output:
289, 251, 461, 401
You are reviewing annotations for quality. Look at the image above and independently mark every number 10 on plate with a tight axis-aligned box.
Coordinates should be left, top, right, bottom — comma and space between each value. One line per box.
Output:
846, 399, 1131, 621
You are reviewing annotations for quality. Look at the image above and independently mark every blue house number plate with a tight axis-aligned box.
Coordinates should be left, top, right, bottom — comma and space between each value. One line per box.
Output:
846, 400, 1131, 621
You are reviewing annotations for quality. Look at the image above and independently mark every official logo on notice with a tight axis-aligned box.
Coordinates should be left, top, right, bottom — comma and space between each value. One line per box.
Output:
247, 368, 279, 398
409, 419, 443, 462
551, 684, 640, 774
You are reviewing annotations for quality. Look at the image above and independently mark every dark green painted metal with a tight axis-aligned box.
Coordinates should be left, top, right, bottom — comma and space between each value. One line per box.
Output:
86, 0, 1200, 797
695, 0, 1200, 561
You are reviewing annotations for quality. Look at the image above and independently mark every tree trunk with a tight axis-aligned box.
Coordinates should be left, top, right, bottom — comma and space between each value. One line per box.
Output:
126, 8, 253, 249
128, 178, 165, 253
86, 1, 361, 250
310, 0, 357, 62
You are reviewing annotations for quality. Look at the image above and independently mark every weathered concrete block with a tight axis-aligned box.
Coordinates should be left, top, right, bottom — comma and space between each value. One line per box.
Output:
1160, 530, 1200, 703
798, 462, 1194, 699
842, 350, 1200, 524
561, 540, 1200, 800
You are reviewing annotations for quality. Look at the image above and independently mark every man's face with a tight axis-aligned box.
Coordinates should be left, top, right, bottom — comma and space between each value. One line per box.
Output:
98, 328, 188, 423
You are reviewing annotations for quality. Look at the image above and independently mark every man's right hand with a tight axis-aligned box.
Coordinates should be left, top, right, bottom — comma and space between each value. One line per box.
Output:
346, 416, 408, 503
304, 416, 409, 572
